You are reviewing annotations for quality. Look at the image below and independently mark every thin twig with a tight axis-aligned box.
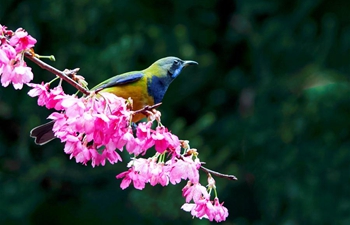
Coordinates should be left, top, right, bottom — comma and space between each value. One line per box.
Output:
133, 102, 162, 115
200, 165, 238, 181
24, 51, 89, 95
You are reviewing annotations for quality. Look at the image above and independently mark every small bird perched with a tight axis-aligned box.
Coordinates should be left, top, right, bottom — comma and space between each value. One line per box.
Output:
30, 56, 198, 145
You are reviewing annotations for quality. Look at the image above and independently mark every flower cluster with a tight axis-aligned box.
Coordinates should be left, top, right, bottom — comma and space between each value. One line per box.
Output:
116, 149, 201, 190
181, 177, 229, 222
0, 25, 36, 89
27, 82, 183, 166
28, 82, 131, 166
1, 24, 231, 222
27, 81, 229, 221
117, 144, 229, 222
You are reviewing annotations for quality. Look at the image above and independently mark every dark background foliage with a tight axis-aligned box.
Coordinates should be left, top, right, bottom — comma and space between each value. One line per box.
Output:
1, 0, 350, 224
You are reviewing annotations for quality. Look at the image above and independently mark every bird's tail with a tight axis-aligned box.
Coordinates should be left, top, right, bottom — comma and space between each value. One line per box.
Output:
30, 121, 55, 145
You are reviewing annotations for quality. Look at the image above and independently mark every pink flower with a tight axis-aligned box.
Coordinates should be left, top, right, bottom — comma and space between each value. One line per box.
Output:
27, 82, 50, 106
61, 134, 102, 166
136, 122, 155, 151
100, 147, 123, 166
0, 44, 16, 87
213, 198, 229, 222
27, 83, 67, 110
0, 50, 9, 74
167, 156, 201, 184
151, 127, 168, 153
94, 116, 114, 146
90, 148, 103, 167
116, 168, 147, 190
193, 197, 215, 220
63, 135, 81, 155
152, 126, 180, 154
47, 86, 66, 110
181, 197, 214, 221
1, 61, 33, 89
0, 44, 16, 62
181, 197, 229, 222
70, 143, 91, 165
123, 129, 143, 155
148, 161, 169, 186
9, 28, 37, 52
117, 157, 170, 188
61, 95, 86, 118
132, 158, 150, 175
0, 25, 8, 37
182, 182, 209, 203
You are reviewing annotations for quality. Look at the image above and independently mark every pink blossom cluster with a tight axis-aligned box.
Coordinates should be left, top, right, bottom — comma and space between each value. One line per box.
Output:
116, 154, 201, 190
116, 145, 229, 222
181, 181, 229, 222
0, 25, 36, 89
28, 82, 65, 110
0, 23, 231, 222
27, 82, 183, 167
27, 81, 229, 222
28, 82, 131, 166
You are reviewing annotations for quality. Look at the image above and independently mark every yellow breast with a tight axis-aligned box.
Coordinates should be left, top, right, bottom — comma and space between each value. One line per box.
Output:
100, 79, 154, 122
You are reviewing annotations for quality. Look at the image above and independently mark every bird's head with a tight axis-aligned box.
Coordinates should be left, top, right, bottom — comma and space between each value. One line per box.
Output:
145, 57, 198, 104
151, 56, 198, 80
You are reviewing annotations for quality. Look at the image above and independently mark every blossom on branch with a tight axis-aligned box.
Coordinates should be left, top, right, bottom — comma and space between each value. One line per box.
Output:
1, 24, 232, 222
9, 28, 37, 52
26, 80, 229, 222
181, 196, 229, 222
0, 25, 36, 89
46, 91, 130, 166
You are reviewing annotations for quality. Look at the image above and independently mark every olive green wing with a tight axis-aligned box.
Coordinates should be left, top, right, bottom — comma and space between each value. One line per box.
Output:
92, 71, 144, 91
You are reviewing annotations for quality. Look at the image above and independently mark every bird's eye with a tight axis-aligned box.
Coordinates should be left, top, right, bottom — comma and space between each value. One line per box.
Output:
168, 59, 181, 76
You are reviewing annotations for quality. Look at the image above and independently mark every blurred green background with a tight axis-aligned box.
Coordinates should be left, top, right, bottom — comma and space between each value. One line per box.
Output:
1, 0, 350, 224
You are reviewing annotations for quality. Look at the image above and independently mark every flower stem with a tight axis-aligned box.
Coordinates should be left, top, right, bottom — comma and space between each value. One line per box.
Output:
34, 53, 55, 61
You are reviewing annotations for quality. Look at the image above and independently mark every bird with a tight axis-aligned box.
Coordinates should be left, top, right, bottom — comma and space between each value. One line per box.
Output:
30, 56, 198, 145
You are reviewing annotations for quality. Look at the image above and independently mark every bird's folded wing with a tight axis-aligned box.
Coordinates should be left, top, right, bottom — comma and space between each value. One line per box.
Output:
92, 72, 144, 90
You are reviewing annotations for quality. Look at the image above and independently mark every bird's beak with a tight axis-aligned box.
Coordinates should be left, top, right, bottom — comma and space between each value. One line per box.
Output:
183, 60, 198, 67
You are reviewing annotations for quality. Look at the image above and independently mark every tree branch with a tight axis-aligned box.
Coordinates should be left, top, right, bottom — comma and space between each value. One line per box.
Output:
200, 165, 238, 181
24, 51, 90, 95
133, 102, 162, 115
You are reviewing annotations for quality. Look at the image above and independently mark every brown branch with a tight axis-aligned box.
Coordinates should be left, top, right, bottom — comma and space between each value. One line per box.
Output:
200, 165, 238, 181
133, 102, 162, 115
24, 51, 90, 95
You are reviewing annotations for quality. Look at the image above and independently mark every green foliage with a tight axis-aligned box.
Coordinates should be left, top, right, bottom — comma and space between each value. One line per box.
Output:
1, 0, 350, 224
